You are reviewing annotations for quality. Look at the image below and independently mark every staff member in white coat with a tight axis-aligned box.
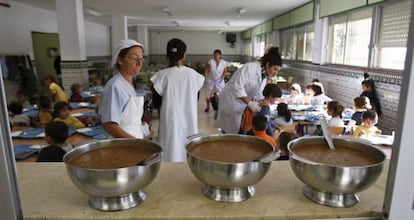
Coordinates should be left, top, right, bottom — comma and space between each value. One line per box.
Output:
204, 49, 227, 113
151, 38, 204, 162
99, 39, 145, 138
217, 47, 282, 134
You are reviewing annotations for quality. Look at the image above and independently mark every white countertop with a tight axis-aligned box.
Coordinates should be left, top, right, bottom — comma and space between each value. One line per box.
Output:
17, 161, 388, 219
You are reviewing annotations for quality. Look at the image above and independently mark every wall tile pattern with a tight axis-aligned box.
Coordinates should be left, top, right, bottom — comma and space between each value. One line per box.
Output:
281, 61, 402, 134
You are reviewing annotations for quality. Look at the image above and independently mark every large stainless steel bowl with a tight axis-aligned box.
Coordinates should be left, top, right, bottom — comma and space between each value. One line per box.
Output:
186, 134, 276, 202
63, 138, 162, 211
288, 136, 385, 207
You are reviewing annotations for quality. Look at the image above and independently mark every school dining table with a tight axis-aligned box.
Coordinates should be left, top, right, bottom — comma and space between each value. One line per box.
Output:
14, 105, 98, 162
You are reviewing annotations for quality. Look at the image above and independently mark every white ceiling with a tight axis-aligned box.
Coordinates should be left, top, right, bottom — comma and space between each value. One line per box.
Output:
13, 0, 310, 32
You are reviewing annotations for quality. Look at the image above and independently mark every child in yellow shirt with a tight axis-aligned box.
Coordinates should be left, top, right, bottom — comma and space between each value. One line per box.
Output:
353, 110, 381, 138
53, 101, 85, 129
38, 95, 53, 125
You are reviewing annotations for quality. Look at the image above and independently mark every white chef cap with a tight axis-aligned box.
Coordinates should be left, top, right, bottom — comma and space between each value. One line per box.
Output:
111, 39, 144, 68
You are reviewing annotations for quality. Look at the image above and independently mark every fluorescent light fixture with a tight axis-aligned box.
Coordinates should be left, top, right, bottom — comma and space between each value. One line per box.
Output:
163, 7, 173, 16
85, 7, 103, 16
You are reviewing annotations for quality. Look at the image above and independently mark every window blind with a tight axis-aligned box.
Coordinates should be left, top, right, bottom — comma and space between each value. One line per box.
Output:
378, 0, 411, 47
320, 0, 366, 17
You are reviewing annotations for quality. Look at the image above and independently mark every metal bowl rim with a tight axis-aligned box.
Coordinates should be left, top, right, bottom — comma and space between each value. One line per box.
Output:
287, 136, 386, 168
64, 138, 163, 171
186, 134, 274, 165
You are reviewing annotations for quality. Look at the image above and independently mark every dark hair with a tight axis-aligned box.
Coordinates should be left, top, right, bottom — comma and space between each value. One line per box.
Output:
327, 101, 344, 118
354, 96, 371, 109
361, 78, 377, 93
213, 49, 222, 55
42, 75, 57, 84
260, 47, 282, 68
252, 115, 268, 131
311, 84, 323, 96
38, 95, 52, 109
278, 131, 296, 155
167, 38, 187, 67
277, 103, 292, 122
70, 83, 82, 93
115, 45, 144, 70
362, 110, 378, 121
45, 121, 68, 144
53, 101, 71, 118
8, 101, 23, 115
16, 89, 28, 97
262, 83, 282, 98
312, 78, 320, 83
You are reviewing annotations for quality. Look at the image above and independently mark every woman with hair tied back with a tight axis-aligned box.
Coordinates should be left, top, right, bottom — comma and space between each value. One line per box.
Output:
150, 38, 204, 162
217, 47, 283, 134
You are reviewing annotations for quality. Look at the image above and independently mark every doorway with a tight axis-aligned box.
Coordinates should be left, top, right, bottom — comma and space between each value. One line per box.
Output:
31, 32, 60, 80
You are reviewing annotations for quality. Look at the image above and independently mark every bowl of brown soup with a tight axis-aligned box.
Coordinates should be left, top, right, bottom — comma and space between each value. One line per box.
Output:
63, 138, 162, 211
186, 134, 276, 202
288, 136, 385, 208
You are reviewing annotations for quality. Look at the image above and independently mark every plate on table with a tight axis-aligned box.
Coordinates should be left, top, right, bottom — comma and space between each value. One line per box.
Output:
14, 144, 40, 160
77, 126, 108, 139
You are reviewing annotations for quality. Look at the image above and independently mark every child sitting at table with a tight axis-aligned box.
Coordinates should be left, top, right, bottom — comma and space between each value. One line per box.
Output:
38, 95, 53, 125
353, 110, 381, 138
70, 83, 83, 103
351, 96, 372, 125
273, 103, 293, 129
36, 121, 74, 162
8, 101, 30, 126
252, 115, 277, 149
310, 84, 332, 107
89, 77, 104, 94
327, 101, 344, 127
286, 83, 303, 105
275, 131, 297, 161
241, 83, 281, 136
16, 89, 31, 108
53, 101, 86, 129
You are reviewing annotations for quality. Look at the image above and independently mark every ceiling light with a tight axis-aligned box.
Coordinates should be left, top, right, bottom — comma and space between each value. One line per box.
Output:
236, 7, 246, 18
85, 7, 103, 16
163, 7, 173, 16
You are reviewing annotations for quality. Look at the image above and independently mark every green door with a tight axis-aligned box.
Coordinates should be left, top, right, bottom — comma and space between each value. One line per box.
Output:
31, 32, 60, 80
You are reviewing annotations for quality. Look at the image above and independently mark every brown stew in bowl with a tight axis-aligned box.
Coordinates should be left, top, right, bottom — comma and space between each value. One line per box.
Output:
189, 140, 269, 163
292, 144, 381, 166
67, 146, 158, 169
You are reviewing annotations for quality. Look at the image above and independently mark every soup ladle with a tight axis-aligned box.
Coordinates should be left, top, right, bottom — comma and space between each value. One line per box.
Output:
319, 115, 335, 150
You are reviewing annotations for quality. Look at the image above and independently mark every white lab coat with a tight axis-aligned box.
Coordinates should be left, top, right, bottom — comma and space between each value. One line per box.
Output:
151, 66, 204, 162
205, 59, 226, 97
99, 73, 144, 138
217, 61, 266, 134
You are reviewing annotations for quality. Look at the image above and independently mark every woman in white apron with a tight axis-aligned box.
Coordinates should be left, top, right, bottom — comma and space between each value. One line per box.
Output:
151, 39, 204, 162
204, 49, 227, 113
99, 39, 145, 138
217, 47, 283, 134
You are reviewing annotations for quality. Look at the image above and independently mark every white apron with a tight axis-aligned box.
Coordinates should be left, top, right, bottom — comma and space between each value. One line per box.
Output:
119, 96, 144, 138
205, 59, 226, 97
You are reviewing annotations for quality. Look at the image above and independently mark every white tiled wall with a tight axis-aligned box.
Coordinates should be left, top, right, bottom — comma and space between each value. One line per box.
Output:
282, 62, 401, 134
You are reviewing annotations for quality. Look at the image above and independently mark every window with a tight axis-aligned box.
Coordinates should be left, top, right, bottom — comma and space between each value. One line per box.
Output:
242, 40, 252, 56
253, 35, 265, 57
328, 8, 373, 66
280, 29, 295, 59
375, 0, 411, 70
296, 23, 314, 61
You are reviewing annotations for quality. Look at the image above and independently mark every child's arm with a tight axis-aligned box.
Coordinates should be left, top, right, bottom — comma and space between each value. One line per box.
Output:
70, 116, 86, 128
